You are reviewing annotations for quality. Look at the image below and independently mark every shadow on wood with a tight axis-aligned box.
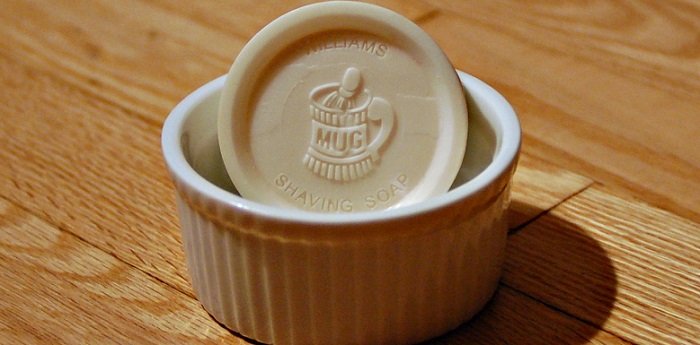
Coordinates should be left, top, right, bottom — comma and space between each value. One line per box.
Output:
426, 202, 618, 344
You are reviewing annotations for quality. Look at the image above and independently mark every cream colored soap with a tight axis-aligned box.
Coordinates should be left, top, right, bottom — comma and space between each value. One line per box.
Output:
218, 1, 468, 212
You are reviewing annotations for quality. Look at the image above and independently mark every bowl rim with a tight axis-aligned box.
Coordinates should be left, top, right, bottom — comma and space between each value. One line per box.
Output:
162, 70, 521, 225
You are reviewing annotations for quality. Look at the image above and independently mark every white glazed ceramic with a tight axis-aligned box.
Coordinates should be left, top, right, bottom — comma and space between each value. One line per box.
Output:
161, 70, 521, 345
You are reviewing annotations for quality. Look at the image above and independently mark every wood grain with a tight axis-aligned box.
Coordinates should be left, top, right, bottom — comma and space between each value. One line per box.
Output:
0, 55, 192, 294
1, 0, 239, 120
0, 0, 434, 124
427, 286, 627, 345
505, 185, 700, 344
508, 153, 592, 229
420, 1, 700, 223
147, 0, 437, 40
1, 0, 698, 343
0, 198, 243, 344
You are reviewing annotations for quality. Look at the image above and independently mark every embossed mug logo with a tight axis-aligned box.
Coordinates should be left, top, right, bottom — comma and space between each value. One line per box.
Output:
304, 67, 394, 182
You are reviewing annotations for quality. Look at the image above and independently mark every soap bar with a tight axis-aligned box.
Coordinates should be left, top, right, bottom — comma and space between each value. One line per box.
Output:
218, 1, 467, 213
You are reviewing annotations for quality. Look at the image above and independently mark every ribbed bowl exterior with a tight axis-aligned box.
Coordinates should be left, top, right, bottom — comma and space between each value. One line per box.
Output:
172, 175, 511, 345
163, 71, 520, 345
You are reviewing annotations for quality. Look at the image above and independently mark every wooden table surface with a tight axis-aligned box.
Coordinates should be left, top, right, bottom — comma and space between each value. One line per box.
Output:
1, 0, 698, 344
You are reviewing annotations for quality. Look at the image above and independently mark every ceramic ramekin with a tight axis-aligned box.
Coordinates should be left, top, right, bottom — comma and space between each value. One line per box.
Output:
162, 70, 521, 345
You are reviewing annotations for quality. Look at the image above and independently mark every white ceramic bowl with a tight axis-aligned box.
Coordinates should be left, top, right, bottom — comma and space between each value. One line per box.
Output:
162, 70, 520, 345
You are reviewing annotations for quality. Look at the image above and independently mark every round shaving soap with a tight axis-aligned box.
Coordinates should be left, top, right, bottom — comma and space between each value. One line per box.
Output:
218, 1, 468, 212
